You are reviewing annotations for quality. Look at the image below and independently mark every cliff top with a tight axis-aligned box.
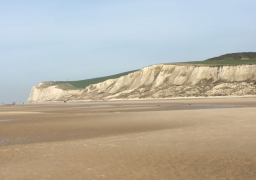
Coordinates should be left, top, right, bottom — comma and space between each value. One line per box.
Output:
45, 70, 137, 90
206, 52, 256, 61
177, 52, 256, 66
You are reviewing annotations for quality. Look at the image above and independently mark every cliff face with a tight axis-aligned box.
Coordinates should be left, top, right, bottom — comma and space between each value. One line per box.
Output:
27, 82, 82, 102
27, 64, 256, 102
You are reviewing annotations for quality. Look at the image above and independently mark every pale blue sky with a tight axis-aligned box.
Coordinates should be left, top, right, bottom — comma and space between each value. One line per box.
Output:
1, 0, 256, 103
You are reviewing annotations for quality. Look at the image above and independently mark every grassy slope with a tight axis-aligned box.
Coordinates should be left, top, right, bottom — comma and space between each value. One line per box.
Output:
180, 52, 256, 66
52, 70, 137, 89
184, 58, 256, 65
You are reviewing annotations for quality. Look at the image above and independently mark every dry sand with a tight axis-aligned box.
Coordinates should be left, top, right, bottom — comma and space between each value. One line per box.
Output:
1, 98, 256, 179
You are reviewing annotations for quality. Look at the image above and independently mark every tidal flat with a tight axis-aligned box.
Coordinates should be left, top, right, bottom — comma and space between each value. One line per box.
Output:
1, 98, 256, 179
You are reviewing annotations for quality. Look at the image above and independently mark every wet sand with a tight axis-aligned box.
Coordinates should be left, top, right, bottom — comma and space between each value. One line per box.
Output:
1, 98, 256, 179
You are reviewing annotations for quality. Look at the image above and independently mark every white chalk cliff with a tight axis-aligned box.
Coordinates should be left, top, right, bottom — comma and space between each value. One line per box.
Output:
27, 64, 256, 102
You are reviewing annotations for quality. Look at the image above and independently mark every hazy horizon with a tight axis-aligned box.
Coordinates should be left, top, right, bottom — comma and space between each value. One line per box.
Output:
1, 0, 256, 103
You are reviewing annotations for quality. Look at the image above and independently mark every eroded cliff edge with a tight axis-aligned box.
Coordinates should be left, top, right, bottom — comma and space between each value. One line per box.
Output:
27, 64, 256, 102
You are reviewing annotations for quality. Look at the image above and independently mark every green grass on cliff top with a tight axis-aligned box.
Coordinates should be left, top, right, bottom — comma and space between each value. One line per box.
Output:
180, 52, 256, 66
182, 57, 256, 66
52, 70, 137, 89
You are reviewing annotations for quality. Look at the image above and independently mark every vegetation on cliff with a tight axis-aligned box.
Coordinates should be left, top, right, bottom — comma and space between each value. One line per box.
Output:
50, 70, 137, 89
183, 52, 256, 66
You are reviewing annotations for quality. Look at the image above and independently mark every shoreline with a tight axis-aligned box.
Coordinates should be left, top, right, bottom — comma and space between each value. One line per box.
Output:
24, 95, 256, 104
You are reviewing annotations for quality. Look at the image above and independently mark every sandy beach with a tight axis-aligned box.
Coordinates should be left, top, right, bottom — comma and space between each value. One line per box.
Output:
1, 97, 256, 179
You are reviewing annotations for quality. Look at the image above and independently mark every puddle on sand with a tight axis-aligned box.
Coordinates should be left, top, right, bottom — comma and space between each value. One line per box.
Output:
190, 104, 244, 109
0, 130, 108, 146
0, 119, 21, 123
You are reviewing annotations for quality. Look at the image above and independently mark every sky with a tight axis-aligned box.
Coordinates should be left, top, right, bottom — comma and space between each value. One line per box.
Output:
1, 0, 256, 103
